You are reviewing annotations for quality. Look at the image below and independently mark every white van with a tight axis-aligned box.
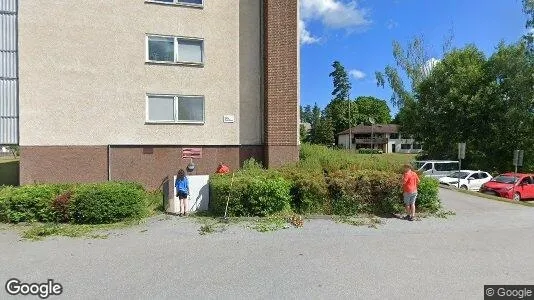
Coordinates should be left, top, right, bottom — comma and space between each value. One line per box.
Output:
413, 160, 460, 179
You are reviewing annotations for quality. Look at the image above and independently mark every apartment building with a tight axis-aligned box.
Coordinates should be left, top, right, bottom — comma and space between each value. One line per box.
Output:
3, 0, 299, 189
337, 124, 423, 154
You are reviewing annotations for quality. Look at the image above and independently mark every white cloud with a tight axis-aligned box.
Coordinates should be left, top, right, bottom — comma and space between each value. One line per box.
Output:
386, 19, 398, 30
422, 58, 440, 77
349, 69, 366, 80
299, 19, 320, 45
527, 28, 534, 34
299, 0, 371, 45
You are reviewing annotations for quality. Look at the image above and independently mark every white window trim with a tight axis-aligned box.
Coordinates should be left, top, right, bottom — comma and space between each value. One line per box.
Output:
146, 34, 205, 66
146, 94, 205, 124
145, 0, 203, 8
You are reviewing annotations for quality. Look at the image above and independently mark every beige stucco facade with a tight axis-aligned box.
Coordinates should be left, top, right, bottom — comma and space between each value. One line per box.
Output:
18, 0, 262, 146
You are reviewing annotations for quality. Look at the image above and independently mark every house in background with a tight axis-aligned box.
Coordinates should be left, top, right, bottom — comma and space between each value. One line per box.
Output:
1, 0, 300, 190
337, 124, 422, 154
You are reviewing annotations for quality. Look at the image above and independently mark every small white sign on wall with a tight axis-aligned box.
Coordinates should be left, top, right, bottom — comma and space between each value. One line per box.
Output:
223, 115, 235, 123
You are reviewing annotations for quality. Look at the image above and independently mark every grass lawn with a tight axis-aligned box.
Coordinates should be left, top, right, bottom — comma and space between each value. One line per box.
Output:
0, 157, 19, 186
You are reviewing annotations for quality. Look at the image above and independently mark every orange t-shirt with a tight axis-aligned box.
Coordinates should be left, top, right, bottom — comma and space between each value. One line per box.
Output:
216, 165, 230, 174
403, 170, 420, 193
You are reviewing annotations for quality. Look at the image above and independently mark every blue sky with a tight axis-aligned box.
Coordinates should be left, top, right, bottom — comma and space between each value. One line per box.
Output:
299, 0, 529, 116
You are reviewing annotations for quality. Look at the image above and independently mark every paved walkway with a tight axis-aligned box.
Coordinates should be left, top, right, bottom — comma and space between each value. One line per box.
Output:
1, 189, 533, 299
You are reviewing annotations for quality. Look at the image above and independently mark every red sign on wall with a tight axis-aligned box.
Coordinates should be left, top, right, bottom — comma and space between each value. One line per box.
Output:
182, 148, 202, 159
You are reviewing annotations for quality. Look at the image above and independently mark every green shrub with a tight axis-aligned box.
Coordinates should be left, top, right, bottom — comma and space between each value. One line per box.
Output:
209, 170, 292, 217
70, 182, 148, 224
0, 181, 160, 224
415, 176, 440, 213
327, 170, 403, 216
279, 167, 330, 214
0, 184, 65, 223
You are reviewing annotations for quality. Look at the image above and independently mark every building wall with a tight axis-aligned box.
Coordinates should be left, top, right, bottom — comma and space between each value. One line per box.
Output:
18, 0, 261, 146
338, 133, 423, 154
20, 145, 263, 189
0, 0, 18, 145
263, 0, 299, 167
18, 0, 299, 187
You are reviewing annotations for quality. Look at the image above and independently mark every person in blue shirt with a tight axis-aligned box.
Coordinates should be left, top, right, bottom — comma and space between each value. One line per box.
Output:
175, 169, 189, 216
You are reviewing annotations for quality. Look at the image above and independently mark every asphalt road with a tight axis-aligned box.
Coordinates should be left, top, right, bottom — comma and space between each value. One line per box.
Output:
1, 188, 534, 300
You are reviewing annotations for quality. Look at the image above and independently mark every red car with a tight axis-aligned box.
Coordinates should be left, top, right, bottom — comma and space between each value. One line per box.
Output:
480, 173, 534, 201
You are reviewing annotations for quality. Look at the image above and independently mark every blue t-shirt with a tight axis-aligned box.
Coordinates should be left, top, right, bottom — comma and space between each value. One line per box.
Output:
175, 176, 189, 194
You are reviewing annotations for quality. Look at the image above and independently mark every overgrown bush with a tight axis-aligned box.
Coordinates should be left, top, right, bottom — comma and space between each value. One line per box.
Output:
415, 176, 440, 213
209, 144, 440, 218
327, 170, 403, 216
0, 184, 66, 223
53, 191, 73, 222
209, 169, 292, 217
70, 182, 148, 224
0, 181, 152, 224
279, 167, 330, 214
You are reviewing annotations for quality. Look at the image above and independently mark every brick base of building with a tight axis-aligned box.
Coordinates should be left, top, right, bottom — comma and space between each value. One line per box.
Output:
19, 145, 265, 190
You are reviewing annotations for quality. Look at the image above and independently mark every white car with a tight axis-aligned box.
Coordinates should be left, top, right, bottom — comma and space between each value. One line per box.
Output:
439, 170, 493, 191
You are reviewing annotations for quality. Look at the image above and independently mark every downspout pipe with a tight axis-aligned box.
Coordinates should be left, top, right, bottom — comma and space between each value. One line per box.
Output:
107, 145, 111, 181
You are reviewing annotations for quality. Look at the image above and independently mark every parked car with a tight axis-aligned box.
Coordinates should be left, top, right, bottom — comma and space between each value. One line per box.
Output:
413, 160, 460, 179
479, 173, 534, 201
439, 170, 492, 191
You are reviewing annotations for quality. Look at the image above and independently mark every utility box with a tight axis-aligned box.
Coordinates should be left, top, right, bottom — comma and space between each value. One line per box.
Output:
167, 175, 210, 214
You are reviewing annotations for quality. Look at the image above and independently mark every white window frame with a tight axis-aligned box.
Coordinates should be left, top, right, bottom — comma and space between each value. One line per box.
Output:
145, 0, 203, 8
146, 94, 205, 124
146, 34, 204, 66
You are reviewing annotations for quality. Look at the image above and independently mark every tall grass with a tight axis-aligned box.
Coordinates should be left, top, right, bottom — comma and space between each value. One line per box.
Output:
298, 144, 416, 173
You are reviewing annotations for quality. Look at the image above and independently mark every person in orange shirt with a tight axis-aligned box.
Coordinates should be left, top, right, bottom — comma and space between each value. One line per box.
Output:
402, 164, 420, 221
215, 162, 230, 174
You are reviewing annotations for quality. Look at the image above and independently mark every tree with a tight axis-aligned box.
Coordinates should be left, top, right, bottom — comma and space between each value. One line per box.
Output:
329, 61, 351, 101
375, 33, 454, 134
353, 96, 392, 124
414, 45, 488, 164
300, 104, 313, 123
523, 0, 534, 52
307, 103, 334, 145
414, 42, 534, 172
313, 116, 335, 145
324, 61, 358, 140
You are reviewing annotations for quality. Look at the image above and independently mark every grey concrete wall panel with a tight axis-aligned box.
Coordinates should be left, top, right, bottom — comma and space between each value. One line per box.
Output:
0, 0, 17, 13
0, 0, 17, 144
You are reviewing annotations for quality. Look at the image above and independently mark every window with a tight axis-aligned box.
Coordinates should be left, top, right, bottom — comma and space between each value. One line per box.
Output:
401, 144, 411, 150
434, 162, 459, 172
421, 163, 433, 171
147, 94, 204, 123
389, 133, 399, 139
146, 0, 203, 7
479, 172, 489, 179
468, 173, 480, 180
147, 35, 204, 64
412, 143, 422, 150
520, 177, 533, 185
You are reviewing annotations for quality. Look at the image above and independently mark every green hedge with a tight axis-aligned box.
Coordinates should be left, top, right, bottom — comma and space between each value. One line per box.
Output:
209, 147, 440, 217
210, 170, 292, 217
70, 182, 148, 224
279, 167, 330, 215
0, 182, 149, 224
327, 170, 402, 215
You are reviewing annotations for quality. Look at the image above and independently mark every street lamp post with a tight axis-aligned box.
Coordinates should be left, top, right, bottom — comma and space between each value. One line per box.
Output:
369, 117, 376, 151
348, 94, 351, 150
